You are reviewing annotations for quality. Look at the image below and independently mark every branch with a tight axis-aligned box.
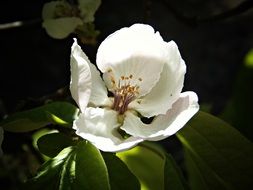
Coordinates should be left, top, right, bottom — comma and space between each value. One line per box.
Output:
0, 18, 41, 30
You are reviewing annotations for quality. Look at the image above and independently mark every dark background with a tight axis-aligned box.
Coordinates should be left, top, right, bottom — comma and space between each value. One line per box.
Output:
0, 0, 252, 189
0, 0, 252, 113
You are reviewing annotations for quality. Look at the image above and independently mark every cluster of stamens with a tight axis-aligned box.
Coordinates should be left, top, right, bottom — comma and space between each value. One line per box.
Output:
110, 73, 141, 114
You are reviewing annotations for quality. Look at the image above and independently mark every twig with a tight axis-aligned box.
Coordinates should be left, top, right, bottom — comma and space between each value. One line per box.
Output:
0, 18, 41, 30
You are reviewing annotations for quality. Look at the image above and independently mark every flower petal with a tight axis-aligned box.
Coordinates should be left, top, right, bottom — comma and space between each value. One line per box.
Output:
103, 56, 164, 97
0, 127, 3, 156
78, 0, 101, 23
43, 17, 82, 39
97, 24, 166, 72
121, 92, 199, 140
42, 1, 64, 19
89, 64, 111, 107
70, 39, 109, 111
73, 108, 143, 152
70, 39, 92, 112
97, 24, 170, 96
130, 41, 186, 117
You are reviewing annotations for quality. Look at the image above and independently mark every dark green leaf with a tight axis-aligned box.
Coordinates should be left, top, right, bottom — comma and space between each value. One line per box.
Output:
24, 147, 74, 190
59, 151, 76, 190
25, 141, 110, 190
102, 152, 140, 190
221, 62, 253, 141
37, 132, 76, 158
118, 142, 187, 190
164, 153, 188, 190
177, 111, 253, 190
117, 143, 164, 190
1, 102, 79, 132
73, 141, 110, 190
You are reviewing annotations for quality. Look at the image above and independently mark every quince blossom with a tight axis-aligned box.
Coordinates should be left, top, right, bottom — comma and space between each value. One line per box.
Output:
42, 0, 101, 40
71, 24, 199, 152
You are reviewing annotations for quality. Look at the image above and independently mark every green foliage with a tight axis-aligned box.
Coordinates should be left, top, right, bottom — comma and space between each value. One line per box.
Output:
102, 153, 140, 190
177, 111, 253, 190
25, 141, 110, 190
25, 141, 141, 190
117, 142, 188, 190
73, 141, 110, 190
37, 132, 77, 158
164, 154, 188, 190
245, 49, 253, 68
0, 102, 79, 132
24, 147, 74, 189
221, 52, 253, 141
2, 100, 252, 190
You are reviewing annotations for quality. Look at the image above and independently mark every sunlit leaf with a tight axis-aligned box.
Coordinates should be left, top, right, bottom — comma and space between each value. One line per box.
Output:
25, 141, 110, 190
1, 102, 79, 132
245, 49, 253, 68
73, 141, 110, 190
102, 152, 140, 190
117, 142, 187, 190
177, 111, 253, 190
37, 132, 76, 158
117, 142, 164, 190
24, 147, 74, 190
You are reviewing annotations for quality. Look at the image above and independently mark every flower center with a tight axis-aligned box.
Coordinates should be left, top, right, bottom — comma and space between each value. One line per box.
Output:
111, 74, 141, 114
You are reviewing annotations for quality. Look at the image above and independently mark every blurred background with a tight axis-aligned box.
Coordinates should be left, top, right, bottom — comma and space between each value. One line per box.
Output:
0, 0, 252, 189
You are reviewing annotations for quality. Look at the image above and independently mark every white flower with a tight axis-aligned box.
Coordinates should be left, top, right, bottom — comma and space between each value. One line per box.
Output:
42, 0, 101, 39
71, 24, 199, 152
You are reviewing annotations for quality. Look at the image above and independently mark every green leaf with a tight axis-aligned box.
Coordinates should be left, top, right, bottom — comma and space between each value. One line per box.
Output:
177, 111, 253, 190
221, 59, 253, 141
164, 153, 188, 190
73, 141, 110, 190
37, 132, 76, 158
117, 142, 187, 190
25, 141, 110, 190
102, 152, 140, 190
1, 102, 79, 132
24, 147, 74, 190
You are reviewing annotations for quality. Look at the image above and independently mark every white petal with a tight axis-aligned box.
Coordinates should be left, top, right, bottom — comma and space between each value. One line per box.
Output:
0, 127, 3, 156
103, 56, 164, 97
85, 57, 110, 107
70, 39, 110, 111
70, 39, 92, 112
42, 17, 82, 39
121, 92, 199, 140
89, 63, 111, 107
96, 24, 171, 96
42, 1, 63, 19
97, 24, 166, 72
78, 0, 101, 23
130, 41, 186, 117
73, 108, 143, 152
